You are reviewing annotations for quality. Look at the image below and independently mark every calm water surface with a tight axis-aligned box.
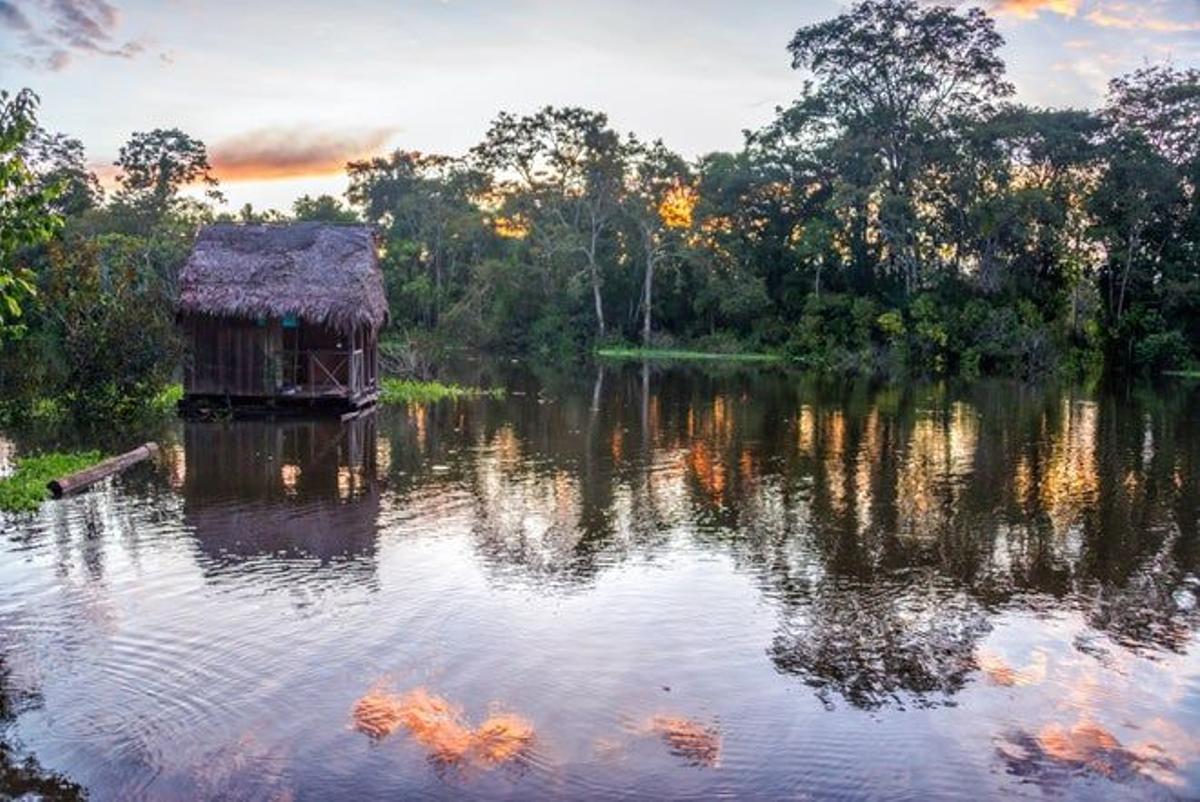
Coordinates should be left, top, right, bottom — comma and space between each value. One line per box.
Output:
1, 366, 1199, 800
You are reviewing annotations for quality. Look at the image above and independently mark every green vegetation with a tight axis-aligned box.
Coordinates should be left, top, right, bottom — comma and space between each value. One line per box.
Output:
597, 347, 783, 364
2, 0, 1199, 428
0, 450, 104, 512
151, 383, 184, 415
380, 378, 504, 405
1, 94, 185, 426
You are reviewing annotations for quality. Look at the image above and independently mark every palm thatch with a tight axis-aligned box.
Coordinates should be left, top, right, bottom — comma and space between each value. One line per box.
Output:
179, 223, 387, 331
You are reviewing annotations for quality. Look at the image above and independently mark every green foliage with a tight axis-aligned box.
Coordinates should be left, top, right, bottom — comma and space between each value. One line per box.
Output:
876, 311, 905, 340
151, 383, 184, 415
111, 128, 221, 228
596, 346, 782, 363
784, 294, 879, 372
2, 1, 1198, 404
37, 237, 182, 420
0, 111, 208, 424
0, 450, 104, 512
292, 194, 358, 222
380, 378, 504, 405
1, 89, 62, 331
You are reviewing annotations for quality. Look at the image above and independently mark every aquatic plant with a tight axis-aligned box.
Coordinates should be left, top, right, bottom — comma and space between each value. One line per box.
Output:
380, 379, 504, 406
596, 347, 782, 364
0, 451, 104, 513
151, 383, 184, 415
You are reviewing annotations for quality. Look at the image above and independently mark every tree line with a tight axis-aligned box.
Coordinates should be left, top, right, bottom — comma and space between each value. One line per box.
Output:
1, 0, 1198, 422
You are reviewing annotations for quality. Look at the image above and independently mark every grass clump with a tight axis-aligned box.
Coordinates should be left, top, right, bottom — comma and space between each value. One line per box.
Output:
0, 451, 105, 513
151, 383, 184, 415
381, 378, 505, 405
596, 347, 784, 364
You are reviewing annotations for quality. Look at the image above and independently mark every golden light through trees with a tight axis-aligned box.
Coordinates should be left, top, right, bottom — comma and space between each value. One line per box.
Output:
491, 214, 530, 240
658, 182, 699, 230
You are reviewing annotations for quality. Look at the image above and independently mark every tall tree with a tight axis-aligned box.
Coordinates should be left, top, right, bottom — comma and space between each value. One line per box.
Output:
624, 138, 694, 346
1091, 66, 1199, 366
23, 129, 102, 216
347, 150, 488, 327
0, 89, 62, 330
787, 0, 1013, 294
112, 128, 222, 227
472, 107, 627, 337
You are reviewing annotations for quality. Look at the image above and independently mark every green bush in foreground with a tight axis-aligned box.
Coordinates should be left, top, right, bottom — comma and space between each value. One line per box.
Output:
0, 451, 105, 513
380, 378, 504, 405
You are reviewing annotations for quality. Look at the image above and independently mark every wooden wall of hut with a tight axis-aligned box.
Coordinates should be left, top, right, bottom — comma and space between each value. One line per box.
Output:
182, 314, 282, 397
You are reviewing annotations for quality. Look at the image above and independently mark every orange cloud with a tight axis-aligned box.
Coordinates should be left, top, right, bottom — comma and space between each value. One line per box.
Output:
991, 0, 1081, 19
1085, 5, 1200, 32
209, 126, 396, 182
991, 1, 1200, 34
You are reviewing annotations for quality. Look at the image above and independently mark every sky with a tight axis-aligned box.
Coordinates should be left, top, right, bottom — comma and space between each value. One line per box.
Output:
2, 0, 1198, 211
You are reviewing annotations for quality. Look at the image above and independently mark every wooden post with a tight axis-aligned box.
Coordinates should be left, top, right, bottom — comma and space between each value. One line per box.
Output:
47, 443, 160, 499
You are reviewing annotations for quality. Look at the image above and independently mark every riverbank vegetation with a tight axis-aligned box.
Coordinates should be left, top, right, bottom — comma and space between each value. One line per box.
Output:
596, 347, 783, 364
0, 450, 104, 512
380, 378, 504, 406
2, 0, 1198, 426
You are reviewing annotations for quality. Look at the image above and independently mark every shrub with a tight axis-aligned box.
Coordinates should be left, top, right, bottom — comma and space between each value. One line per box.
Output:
1135, 329, 1190, 374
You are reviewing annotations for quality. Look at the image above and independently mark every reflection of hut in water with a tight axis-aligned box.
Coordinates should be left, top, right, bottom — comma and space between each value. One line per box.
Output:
181, 416, 381, 583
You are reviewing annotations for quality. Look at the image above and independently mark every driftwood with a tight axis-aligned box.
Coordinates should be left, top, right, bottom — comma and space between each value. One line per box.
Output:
47, 443, 160, 499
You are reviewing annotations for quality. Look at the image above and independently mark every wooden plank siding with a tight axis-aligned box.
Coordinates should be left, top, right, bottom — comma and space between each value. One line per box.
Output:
182, 314, 380, 404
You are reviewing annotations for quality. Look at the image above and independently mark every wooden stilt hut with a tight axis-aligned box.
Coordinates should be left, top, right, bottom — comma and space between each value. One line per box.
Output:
178, 223, 387, 414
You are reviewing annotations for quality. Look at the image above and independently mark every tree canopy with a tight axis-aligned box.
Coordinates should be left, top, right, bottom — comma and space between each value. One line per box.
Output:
2, 0, 1199, 426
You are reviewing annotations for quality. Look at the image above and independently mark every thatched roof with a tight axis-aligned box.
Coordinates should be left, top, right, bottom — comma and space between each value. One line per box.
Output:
179, 223, 387, 331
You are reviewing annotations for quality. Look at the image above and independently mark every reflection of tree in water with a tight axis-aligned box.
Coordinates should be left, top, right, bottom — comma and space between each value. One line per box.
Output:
377, 366, 1200, 708
0, 656, 86, 800
381, 368, 675, 586
769, 581, 991, 709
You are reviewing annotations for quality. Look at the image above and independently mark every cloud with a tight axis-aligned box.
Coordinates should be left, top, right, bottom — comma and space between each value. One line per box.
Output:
209, 127, 398, 182
48, 0, 119, 50
1085, 4, 1200, 33
0, 0, 33, 31
3, 0, 151, 71
989, 0, 1200, 32
991, 0, 1081, 19
45, 47, 70, 69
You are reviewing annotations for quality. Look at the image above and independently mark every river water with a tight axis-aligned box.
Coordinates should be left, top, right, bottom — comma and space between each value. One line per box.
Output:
1, 365, 1198, 800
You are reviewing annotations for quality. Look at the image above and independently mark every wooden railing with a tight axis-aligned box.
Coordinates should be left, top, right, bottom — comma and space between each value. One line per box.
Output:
283, 349, 367, 397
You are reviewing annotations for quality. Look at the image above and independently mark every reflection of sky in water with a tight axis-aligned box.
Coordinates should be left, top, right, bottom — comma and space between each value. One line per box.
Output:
1, 370, 1198, 799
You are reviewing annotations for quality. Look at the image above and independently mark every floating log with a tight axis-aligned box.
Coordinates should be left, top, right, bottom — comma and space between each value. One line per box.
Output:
47, 443, 160, 499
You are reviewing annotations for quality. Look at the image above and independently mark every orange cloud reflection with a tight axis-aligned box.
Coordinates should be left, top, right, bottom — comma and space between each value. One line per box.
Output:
352, 687, 534, 769
646, 716, 722, 767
